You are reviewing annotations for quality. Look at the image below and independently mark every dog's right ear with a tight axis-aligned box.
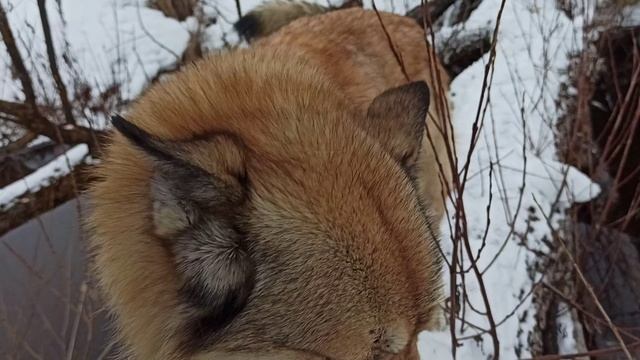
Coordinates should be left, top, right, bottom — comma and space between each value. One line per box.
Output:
111, 115, 254, 346
361, 81, 430, 176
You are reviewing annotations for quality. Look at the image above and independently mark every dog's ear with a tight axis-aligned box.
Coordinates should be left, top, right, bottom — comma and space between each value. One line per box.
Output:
111, 115, 254, 341
111, 115, 247, 237
362, 81, 430, 175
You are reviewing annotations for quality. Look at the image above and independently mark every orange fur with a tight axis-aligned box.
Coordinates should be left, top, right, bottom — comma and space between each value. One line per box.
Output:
256, 8, 453, 218
87, 7, 452, 360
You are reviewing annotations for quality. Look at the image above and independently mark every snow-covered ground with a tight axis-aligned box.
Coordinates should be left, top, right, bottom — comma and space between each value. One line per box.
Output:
416, 0, 600, 358
0, 0, 601, 358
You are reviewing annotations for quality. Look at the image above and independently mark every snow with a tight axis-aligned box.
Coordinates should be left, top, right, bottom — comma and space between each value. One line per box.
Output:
0, 0, 602, 358
0, 0, 189, 116
0, 144, 89, 210
413, 0, 599, 358
0, 0, 190, 207
556, 302, 579, 355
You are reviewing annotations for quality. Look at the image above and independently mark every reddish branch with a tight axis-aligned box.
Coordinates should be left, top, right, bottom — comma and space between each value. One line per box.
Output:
418, 0, 508, 357
371, 0, 410, 82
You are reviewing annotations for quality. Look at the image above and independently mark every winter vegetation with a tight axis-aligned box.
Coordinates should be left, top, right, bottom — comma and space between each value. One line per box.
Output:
1, 0, 639, 359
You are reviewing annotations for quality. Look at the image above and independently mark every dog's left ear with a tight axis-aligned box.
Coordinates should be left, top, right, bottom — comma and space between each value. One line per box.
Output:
111, 115, 254, 341
111, 114, 248, 237
362, 81, 430, 173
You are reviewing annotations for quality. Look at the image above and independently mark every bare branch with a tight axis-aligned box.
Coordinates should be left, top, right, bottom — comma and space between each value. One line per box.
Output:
524, 340, 640, 360
533, 196, 634, 360
439, 29, 492, 79
406, 0, 455, 25
0, 2, 37, 105
0, 99, 105, 148
136, 0, 180, 60
0, 163, 93, 237
371, 0, 410, 82
0, 131, 37, 154
37, 0, 76, 126
451, 0, 484, 26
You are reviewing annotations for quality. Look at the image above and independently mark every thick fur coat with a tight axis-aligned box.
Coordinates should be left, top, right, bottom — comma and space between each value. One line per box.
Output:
87, 5, 453, 360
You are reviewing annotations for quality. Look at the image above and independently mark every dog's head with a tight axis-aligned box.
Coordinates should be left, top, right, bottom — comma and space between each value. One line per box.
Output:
90, 50, 442, 359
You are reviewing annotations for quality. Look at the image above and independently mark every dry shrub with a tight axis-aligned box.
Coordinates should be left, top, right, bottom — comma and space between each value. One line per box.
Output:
147, 0, 199, 21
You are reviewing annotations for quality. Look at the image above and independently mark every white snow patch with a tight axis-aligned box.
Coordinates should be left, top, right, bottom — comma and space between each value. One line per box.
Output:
27, 135, 53, 147
556, 302, 579, 355
0, 144, 89, 209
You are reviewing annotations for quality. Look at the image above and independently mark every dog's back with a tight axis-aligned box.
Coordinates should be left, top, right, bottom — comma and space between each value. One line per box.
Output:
253, 7, 453, 218
88, 4, 451, 360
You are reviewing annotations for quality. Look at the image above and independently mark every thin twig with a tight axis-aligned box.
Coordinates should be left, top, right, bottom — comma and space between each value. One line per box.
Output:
65, 282, 87, 360
543, 282, 640, 342
524, 340, 640, 360
135, 0, 180, 60
533, 195, 634, 360
371, 0, 410, 82
407, 0, 455, 25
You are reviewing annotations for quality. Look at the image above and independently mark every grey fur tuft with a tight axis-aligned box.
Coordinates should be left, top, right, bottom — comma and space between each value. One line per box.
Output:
234, 0, 330, 42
